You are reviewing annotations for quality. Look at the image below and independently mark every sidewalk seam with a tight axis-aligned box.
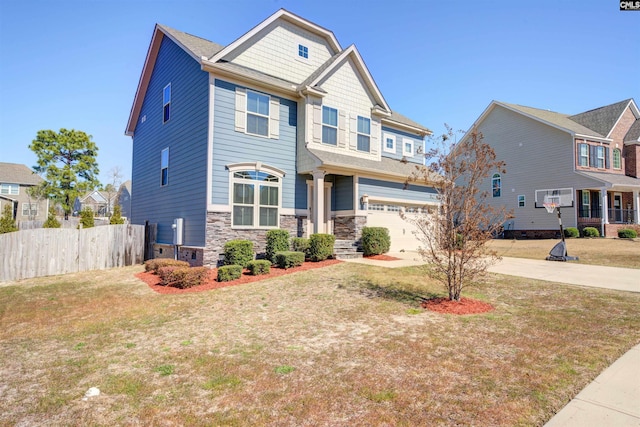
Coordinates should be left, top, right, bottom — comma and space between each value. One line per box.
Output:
573, 397, 640, 419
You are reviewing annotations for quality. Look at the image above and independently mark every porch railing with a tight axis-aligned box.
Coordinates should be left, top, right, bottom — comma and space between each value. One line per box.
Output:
578, 207, 637, 224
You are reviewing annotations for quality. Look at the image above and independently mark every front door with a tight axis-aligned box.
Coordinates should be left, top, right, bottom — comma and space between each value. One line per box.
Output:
614, 193, 622, 222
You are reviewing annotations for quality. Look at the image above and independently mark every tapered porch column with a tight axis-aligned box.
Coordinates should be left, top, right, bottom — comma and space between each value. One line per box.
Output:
601, 187, 608, 236
312, 170, 325, 234
634, 190, 640, 224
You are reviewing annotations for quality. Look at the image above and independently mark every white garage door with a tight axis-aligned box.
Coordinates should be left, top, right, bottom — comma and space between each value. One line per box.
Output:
366, 203, 426, 252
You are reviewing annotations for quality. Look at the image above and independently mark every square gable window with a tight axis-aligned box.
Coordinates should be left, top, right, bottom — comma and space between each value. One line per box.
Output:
298, 44, 309, 59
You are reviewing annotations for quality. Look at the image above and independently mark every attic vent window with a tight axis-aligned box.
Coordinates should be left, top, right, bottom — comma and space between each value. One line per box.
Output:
298, 44, 308, 59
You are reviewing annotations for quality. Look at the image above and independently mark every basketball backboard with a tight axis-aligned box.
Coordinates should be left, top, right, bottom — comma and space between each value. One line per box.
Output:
534, 188, 574, 209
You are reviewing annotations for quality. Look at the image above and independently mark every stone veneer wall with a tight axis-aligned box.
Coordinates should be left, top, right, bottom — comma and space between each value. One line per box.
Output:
204, 212, 298, 267
333, 215, 367, 241
152, 244, 204, 266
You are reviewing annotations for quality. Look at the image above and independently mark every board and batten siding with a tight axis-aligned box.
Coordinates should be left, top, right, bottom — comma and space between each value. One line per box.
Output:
130, 36, 209, 246
381, 126, 424, 164
358, 177, 438, 203
227, 21, 336, 84
477, 105, 607, 230
211, 79, 298, 209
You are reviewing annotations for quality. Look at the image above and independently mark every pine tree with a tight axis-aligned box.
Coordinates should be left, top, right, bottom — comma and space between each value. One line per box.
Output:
0, 204, 18, 234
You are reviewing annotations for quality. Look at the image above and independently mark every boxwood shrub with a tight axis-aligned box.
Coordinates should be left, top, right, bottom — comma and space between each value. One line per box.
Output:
217, 264, 243, 282
292, 237, 310, 258
247, 260, 271, 275
265, 229, 290, 263
582, 227, 600, 238
618, 228, 638, 239
361, 227, 391, 256
275, 251, 305, 269
158, 266, 209, 289
564, 227, 579, 238
309, 233, 336, 261
223, 240, 254, 267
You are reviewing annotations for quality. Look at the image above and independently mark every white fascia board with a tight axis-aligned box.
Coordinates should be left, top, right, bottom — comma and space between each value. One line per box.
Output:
208, 9, 341, 63
380, 118, 431, 137
201, 63, 299, 100
574, 133, 613, 143
605, 99, 639, 139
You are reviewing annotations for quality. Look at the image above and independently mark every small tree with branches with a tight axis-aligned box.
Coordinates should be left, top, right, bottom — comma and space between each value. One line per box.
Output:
404, 127, 511, 301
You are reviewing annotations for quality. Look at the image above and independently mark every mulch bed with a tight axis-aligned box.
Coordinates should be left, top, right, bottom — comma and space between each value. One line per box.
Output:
363, 254, 402, 261
136, 259, 342, 294
421, 297, 495, 315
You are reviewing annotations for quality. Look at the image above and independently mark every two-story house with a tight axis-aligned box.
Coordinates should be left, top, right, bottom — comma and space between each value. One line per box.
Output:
0, 162, 48, 223
463, 99, 640, 238
125, 9, 438, 266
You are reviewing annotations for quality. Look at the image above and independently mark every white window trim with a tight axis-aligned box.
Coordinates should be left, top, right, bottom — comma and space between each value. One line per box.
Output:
596, 146, 605, 169
579, 143, 589, 167
22, 202, 38, 216
161, 147, 169, 187
163, 83, 171, 124
383, 133, 396, 153
227, 162, 285, 229
492, 173, 501, 198
246, 89, 270, 137
356, 116, 371, 153
613, 148, 622, 169
0, 183, 19, 195
322, 105, 338, 146
297, 43, 309, 62
402, 138, 414, 157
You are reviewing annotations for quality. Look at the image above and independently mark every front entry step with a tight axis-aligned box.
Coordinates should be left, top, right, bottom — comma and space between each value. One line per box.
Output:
333, 239, 363, 260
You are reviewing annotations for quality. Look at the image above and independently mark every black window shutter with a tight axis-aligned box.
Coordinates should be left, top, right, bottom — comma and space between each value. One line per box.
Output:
589, 145, 596, 167
604, 147, 610, 169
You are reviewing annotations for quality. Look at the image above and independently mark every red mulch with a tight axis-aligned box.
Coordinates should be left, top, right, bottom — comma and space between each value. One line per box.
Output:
421, 297, 494, 315
363, 254, 402, 261
136, 259, 342, 294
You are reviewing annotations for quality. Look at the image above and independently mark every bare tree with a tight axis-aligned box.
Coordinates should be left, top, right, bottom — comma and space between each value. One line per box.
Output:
103, 166, 123, 217
404, 126, 511, 301
25, 183, 48, 221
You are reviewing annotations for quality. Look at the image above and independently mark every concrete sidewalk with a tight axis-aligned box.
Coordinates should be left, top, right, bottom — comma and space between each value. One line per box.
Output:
344, 252, 640, 426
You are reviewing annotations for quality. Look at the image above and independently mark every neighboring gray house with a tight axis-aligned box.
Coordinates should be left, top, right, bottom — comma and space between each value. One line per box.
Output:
125, 9, 439, 266
0, 162, 47, 223
463, 99, 640, 238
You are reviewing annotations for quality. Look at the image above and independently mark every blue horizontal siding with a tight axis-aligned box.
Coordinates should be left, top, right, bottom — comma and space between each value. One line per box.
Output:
130, 35, 209, 245
380, 126, 424, 164
295, 174, 310, 210
212, 79, 297, 209
358, 177, 437, 203
334, 175, 353, 210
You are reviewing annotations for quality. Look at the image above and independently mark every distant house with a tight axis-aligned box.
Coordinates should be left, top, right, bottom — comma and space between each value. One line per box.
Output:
463, 99, 640, 237
76, 190, 118, 217
0, 162, 47, 222
125, 9, 439, 265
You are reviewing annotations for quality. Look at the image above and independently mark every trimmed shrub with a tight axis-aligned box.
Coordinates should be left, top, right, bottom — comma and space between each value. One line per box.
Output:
247, 260, 271, 275
564, 227, 579, 238
144, 259, 190, 274
223, 240, 254, 267
158, 266, 183, 287
309, 233, 336, 262
582, 227, 600, 238
109, 204, 125, 224
265, 229, 290, 263
275, 251, 305, 269
78, 207, 95, 229
292, 237, 310, 258
217, 264, 243, 282
158, 266, 209, 289
361, 227, 391, 256
618, 229, 638, 239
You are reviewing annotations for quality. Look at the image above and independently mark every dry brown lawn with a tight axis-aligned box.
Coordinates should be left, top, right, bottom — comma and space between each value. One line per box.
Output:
488, 237, 640, 269
1, 260, 639, 426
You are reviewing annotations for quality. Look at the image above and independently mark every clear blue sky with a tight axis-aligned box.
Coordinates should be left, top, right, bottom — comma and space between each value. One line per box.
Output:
1, 0, 638, 184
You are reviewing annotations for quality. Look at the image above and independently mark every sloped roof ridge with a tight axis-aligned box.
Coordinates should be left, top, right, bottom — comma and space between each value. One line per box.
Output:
0, 162, 43, 186
299, 51, 344, 89
157, 23, 224, 59
568, 99, 633, 138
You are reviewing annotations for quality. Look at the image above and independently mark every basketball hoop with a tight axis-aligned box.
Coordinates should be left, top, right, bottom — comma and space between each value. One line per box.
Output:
543, 202, 557, 214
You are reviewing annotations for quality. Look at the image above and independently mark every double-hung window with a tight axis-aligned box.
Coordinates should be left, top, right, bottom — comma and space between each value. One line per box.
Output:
22, 203, 38, 217
492, 173, 501, 197
357, 116, 370, 152
322, 106, 338, 146
581, 191, 590, 218
596, 146, 605, 169
613, 149, 621, 169
578, 143, 589, 167
518, 195, 525, 207
161, 148, 169, 186
232, 171, 280, 228
0, 183, 19, 195
246, 91, 270, 137
163, 83, 171, 123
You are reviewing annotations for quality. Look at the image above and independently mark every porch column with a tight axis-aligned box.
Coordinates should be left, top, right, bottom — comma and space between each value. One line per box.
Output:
634, 190, 640, 224
601, 187, 608, 237
312, 170, 325, 234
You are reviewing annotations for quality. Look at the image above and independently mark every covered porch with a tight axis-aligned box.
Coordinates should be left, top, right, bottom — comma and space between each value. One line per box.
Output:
576, 183, 640, 237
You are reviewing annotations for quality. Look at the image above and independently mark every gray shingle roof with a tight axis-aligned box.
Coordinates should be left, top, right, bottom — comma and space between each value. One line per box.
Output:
0, 162, 43, 186
568, 99, 632, 138
158, 24, 224, 59
625, 118, 640, 142
387, 111, 431, 134
498, 102, 606, 138
576, 171, 640, 188
214, 61, 299, 92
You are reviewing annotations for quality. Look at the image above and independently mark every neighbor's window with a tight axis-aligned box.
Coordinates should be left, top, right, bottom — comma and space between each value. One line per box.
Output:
492, 173, 501, 197
322, 106, 338, 146
298, 44, 308, 59
0, 183, 19, 195
383, 134, 395, 153
246, 90, 270, 137
163, 83, 171, 123
357, 116, 370, 152
596, 146, 605, 169
517, 195, 525, 207
161, 147, 169, 186
22, 203, 38, 216
403, 138, 414, 156
613, 148, 621, 169
578, 143, 588, 167
232, 170, 280, 228
581, 191, 590, 218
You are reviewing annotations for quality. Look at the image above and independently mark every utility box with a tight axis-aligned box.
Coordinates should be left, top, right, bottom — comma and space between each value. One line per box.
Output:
172, 218, 184, 246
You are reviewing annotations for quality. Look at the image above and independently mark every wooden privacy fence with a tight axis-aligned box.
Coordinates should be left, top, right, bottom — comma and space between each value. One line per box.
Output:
0, 224, 145, 282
